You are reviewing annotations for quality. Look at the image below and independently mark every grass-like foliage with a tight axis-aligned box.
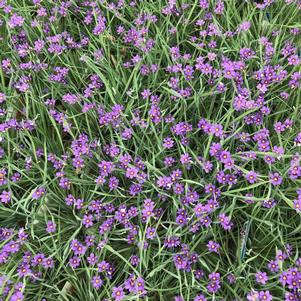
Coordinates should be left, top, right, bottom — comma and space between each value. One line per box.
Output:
0, 0, 301, 300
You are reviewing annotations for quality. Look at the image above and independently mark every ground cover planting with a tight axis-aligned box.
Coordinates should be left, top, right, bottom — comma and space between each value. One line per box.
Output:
0, 0, 301, 300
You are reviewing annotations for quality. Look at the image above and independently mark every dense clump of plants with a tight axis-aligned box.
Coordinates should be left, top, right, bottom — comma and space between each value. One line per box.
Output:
0, 0, 301, 300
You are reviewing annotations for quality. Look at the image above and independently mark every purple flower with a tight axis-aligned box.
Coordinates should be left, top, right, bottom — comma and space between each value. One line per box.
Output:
10, 292, 24, 301
0, 191, 11, 204
258, 290, 273, 301
87, 253, 98, 266
219, 150, 232, 164
180, 153, 191, 165
135, 277, 146, 295
69, 256, 80, 268
245, 171, 258, 184
98, 260, 109, 273
121, 128, 133, 140
43, 257, 54, 268
75, 199, 84, 210
218, 213, 233, 230
274, 121, 285, 133
95, 175, 106, 186
293, 199, 301, 212
262, 198, 277, 208
288, 55, 300, 65
18, 264, 32, 277
130, 255, 140, 266
65, 194, 75, 206
163, 137, 175, 149
98, 161, 115, 176
209, 272, 220, 282
91, 275, 103, 289
62, 93, 79, 104
109, 176, 119, 190
267, 260, 279, 273
9, 14, 25, 28
46, 221, 56, 233
112, 286, 125, 300
83, 214, 93, 228
269, 172, 282, 186
70, 240, 86, 255
207, 280, 221, 293
59, 177, 71, 190
194, 295, 207, 301
4, 241, 20, 254
247, 291, 259, 301
157, 176, 172, 189
125, 166, 139, 179
227, 273, 236, 284
255, 271, 268, 284
209, 124, 223, 137
146, 228, 156, 239
164, 236, 180, 248
207, 241, 220, 253
31, 253, 45, 266
275, 250, 287, 262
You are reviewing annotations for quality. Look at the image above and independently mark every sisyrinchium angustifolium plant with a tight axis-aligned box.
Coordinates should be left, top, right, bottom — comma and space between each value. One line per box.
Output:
0, 0, 301, 300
